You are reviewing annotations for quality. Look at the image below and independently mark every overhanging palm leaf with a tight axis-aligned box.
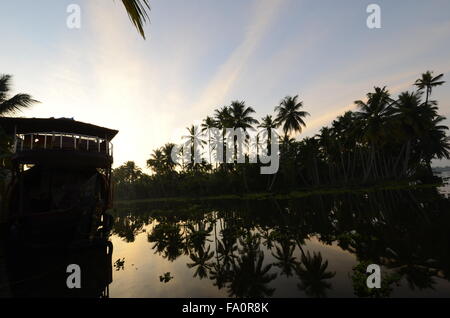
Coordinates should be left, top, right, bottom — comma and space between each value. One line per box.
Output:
0, 74, 39, 116
120, 0, 151, 39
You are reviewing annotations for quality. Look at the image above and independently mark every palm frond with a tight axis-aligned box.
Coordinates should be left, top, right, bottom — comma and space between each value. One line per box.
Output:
120, 0, 151, 39
0, 94, 39, 116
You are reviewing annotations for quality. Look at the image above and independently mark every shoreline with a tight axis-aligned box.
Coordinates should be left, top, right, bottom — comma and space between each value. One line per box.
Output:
114, 181, 445, 206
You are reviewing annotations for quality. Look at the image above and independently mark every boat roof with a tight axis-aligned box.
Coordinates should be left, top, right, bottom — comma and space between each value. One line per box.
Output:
0, 117, 119, 140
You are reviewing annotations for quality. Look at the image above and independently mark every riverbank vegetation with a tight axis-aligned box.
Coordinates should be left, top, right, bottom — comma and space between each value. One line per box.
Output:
113, 71, 450, 201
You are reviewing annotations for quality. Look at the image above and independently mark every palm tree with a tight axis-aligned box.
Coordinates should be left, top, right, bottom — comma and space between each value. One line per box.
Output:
392, 91, 437, 175
161, 143, 177, 174
0, 74, 39, 116
119, 0, 151, 39
214, 106, 233, 128
228, 100, 258, 160
418, 115, 450, 174
183, 125, 207, 171
415, 71, 445, 106
114, 161, 142, 183
147, 148, 165, 175
274, 95, 309, 138
258, 115, 278, 155
201, 116, 217, 167
354, 87, 394, 181
228, 101, 258, 190
229, 101, 259, 131
355, 86, 393, 146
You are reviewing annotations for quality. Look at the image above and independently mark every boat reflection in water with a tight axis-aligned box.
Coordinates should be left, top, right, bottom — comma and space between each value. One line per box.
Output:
4, 240, 113, 298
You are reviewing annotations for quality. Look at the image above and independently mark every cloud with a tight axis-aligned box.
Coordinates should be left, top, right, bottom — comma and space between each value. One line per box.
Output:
190, 0, 287, 115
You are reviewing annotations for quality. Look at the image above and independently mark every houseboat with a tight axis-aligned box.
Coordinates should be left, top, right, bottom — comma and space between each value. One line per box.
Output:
0, 117, 118, 248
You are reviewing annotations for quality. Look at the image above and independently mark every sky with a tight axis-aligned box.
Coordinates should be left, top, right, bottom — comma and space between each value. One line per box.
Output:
1, 0, 450, 170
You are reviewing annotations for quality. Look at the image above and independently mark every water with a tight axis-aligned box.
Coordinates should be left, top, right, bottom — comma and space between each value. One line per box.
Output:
106, 187, 450, 298
437, 170, 450, 197
3, 185, 450, 298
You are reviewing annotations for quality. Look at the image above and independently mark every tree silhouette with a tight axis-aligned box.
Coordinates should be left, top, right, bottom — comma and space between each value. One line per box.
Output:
295, 251, 335, 298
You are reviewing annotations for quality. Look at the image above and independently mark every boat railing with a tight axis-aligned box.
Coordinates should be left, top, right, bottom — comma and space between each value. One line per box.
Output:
13, 132, 113, 157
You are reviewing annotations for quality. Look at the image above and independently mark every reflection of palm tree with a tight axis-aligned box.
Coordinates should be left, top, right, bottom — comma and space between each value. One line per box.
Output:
228, 250, 277, 297
272, 240, 297, 277
227, 233, 277, 297
260, 228, 275, 250
295, 251, 335, 298
187, 245, 214, 279
385, 247, 437, 291
112, 215, 144, 243
186, 221, 213, 251
399, 265, 436, 291
209, 262, 230, 290
216, 239, 238, 269
148, 221, 184, 262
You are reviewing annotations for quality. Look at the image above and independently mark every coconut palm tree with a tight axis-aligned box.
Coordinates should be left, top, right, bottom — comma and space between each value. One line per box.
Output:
228, 100, 258, 161
228, 101, 258, 131
414, 71, 445, 106
201, 116, 217, 167
147, 148, 165, 175
183, 125, 207, 171
0, 74, 39, 116
418, 115, 450, 174
115, 160, 143, 183
354, 86, 394, 146
161, 143, 177, 174
354, 87, 395, 181
258, 115, 278, 155
392, 91, 437, 175
274, 95, 309, 138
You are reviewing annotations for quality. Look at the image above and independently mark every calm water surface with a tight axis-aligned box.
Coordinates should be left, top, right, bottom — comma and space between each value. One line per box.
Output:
107, 186, 450, 298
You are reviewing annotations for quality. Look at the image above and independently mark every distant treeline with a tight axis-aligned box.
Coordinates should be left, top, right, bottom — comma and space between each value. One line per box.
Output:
112, 71, 450, 200
433, 166, 450, 172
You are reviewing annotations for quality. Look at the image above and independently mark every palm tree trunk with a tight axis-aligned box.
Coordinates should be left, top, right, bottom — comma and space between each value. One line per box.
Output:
403, 140, 411, 177
363, 146, 375, 182
208, 129, 212, 170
